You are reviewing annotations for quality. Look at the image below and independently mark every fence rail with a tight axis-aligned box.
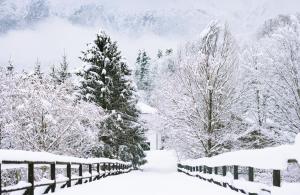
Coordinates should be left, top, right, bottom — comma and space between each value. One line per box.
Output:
177, 158, 298, 195
0, 154, 132, 195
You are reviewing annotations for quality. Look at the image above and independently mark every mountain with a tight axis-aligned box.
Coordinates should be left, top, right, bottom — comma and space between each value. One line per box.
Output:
1, 0, 299, 37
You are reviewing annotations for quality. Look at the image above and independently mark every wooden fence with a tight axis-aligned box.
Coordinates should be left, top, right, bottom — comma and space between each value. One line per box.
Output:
0, 159, 132, 195
177, 159, 298, 195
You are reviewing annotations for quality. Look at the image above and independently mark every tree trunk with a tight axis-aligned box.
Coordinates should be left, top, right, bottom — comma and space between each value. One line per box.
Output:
256, 89, 262, 128
207, 89, 213, 157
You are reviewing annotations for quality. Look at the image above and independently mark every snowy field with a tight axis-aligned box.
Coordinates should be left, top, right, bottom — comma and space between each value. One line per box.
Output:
50, 150, 240, 195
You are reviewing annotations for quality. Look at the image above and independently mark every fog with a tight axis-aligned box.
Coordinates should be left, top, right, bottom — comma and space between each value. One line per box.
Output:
0, 18, 178, 72
0, 0, 300, 72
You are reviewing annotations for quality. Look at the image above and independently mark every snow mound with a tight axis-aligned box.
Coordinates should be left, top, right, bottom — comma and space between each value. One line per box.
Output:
182, 133, 300, 170
137, 102, 157, 114
271, 183, 300, 195
0, 149, 130, 167
142, 150, 178, 172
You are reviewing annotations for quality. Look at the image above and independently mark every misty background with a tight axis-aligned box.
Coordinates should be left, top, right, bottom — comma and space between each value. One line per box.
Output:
0, 0, 299, 71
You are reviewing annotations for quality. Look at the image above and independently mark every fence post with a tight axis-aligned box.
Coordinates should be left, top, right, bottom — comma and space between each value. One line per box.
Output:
203, 166, 207, 174
214, 167, 218, 175
208, 167, 213, 174
234, 165, 238, 180
222, 166, 227, 176
199, 166, 202, 172
78, 164, 83, 184
273, 170, 281, 187
97, 163, 100, 179
28, 162, 34, 195
67, 163, 71, 187
248, 167, 254, 182
50, 163, 56, 192
108, 163, 111, 175
89, 164, 92, 182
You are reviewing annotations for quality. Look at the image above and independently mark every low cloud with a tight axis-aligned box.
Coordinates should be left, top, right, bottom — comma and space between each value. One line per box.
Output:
0, 17, 178, 72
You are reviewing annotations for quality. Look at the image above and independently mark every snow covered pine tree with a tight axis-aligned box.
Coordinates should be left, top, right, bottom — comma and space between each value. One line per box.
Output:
135, 50, 151, 92
77, 31, 147, 167
50, 54, 71, 85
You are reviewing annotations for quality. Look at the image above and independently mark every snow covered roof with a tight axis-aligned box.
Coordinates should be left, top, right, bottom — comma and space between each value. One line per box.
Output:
137, 102, 157, 114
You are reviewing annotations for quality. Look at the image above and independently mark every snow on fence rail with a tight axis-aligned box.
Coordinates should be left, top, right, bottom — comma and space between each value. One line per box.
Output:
0, 150, 132, 195
178, 134, 300, 195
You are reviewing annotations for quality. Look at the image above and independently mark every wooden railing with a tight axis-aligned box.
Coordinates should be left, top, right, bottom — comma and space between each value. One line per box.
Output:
0, 154, 132, 195
177, 159, 298, 195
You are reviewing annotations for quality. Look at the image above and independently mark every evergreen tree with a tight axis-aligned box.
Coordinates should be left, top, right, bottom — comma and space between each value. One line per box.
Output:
49, 55, 71, 85
49, 65, 58, 83
77, 31, 147, 166
157, 49, 163, 59
57, 54, 71, 83
165, 48, 173, 56
7, 59, 14, 72
135, 50, 151, 91
33, 59, 43, 79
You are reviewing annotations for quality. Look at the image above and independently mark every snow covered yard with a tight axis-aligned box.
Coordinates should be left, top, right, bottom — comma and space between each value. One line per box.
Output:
50, 150, 241, 195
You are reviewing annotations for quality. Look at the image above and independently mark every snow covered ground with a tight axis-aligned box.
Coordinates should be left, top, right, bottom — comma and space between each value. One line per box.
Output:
50, 150, 241, 195
182, 136, 300, 170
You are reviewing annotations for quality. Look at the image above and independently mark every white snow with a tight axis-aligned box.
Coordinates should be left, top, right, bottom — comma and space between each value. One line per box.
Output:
178, 135, 300, 195
50, 150, 241, 195
0, 150, 130, 168
117, 114, 122, 121
182, 137, 300, 170
137, 102, 157, 114
2, 181, 31, 192
271, 183, 300, 195
179, 168, 269, 194
141, 150, 177, 172
180, 167, 300, 195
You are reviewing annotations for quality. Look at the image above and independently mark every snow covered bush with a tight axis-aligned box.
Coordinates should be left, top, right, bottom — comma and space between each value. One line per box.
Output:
0, 64, 105, 157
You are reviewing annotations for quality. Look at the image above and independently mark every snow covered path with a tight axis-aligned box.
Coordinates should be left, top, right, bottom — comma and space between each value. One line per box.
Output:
50, 150, 241, 195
